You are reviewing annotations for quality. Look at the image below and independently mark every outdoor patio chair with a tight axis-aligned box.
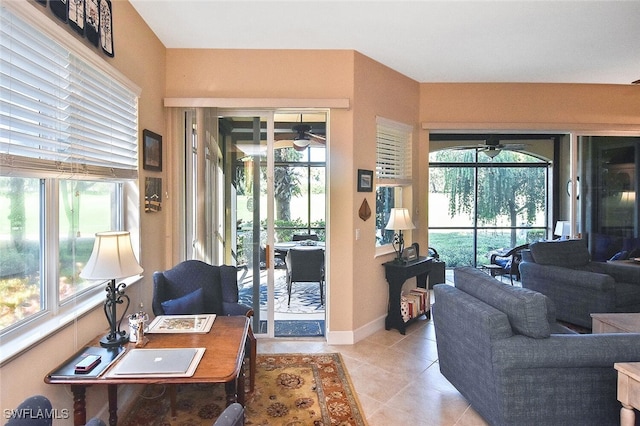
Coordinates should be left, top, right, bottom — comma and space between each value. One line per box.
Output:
285, 248, 325, 307
292, 233, 319, 241
489, 243, 529, 284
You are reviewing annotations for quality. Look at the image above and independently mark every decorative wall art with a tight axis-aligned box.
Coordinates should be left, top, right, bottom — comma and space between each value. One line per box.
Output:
357, 169, 373, 192
37, 0, 114, 56
359, 198, 371, 221
142, 129, 162, 172
68, 0, 85, 35
144, 177, 162, 213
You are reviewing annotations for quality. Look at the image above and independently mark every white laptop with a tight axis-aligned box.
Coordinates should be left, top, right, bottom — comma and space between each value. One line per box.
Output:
104, 347, 205, 378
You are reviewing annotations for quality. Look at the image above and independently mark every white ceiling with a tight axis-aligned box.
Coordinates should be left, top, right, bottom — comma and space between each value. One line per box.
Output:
129, 0, 640, 85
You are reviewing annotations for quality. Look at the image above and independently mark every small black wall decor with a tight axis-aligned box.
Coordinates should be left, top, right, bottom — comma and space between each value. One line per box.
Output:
39, 0, 114, 56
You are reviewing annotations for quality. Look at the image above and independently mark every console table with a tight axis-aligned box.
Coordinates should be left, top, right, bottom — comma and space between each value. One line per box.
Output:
383, 256, 433, 334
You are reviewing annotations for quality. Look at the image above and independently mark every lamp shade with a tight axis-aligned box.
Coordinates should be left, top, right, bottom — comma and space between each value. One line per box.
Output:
385, 208, 415, 231
80, 231, 143, 280
554, 221, 571, 238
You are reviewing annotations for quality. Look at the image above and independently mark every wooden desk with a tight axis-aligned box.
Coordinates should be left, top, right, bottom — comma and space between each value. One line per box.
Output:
382, 256, 433, 334
591, 313, 640, 334
45, 316, 249, 426
615, 362, 640, 426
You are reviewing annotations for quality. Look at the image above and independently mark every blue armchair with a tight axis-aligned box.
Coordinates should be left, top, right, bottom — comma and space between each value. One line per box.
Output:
5, 395, 105, 426
520, 239, 640, 328
153, 260, 256, 391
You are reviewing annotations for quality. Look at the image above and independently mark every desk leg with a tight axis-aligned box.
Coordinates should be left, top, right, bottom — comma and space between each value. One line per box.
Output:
70, 385, 86, 426
621, 404, 635, 426
225, 380, 237, 406
238, 363, 246, 406
108, 384, 118, 426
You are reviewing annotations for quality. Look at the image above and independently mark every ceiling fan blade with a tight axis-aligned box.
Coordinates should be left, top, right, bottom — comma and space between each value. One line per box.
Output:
500, 143, 527, 151
306, 131, 326, 143
449, 144, 484, 150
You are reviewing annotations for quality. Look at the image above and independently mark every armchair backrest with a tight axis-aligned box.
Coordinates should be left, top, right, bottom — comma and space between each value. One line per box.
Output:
528, 239, 591, 268
286, 248, 324, 282
152, 260, 239, 316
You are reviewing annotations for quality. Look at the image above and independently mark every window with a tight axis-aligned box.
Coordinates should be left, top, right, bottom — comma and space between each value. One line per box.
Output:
375, 117, 413, 247
429, 147, 550, 268
0, 3, 139, 358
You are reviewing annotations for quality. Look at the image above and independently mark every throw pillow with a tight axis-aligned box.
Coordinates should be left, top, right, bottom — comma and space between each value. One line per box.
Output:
161, 288, 204, 315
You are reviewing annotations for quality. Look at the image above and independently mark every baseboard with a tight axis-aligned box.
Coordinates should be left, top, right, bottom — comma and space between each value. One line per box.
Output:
326, 314, 385, 345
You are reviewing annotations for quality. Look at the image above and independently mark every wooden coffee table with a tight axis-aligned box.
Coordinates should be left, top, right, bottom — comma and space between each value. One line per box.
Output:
592, 313, 640, 425
615, 362, 640, 426
45, 315, 249, 426
591, 313, 640, 334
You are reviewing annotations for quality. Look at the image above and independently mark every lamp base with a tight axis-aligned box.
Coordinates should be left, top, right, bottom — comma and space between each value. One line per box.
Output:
99, 332, 129, 348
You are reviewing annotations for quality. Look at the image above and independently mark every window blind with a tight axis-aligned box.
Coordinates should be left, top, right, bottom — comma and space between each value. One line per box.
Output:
0, 6, 138, 179
376, 117, 412, 182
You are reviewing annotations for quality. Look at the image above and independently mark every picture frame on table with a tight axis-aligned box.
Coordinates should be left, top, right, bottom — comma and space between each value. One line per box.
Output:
403, 246, 418, 262
142, 129, 162, 172
357, 169, 373, 192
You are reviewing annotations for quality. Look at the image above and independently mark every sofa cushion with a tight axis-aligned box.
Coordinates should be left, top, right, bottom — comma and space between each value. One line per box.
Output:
529, 239, 590, 267
454, 267, 551, 338
161, 288, 204, 314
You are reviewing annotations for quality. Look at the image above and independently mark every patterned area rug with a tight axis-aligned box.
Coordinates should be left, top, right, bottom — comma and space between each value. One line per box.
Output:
120, 353, 366, 426
239, 276, 325, 314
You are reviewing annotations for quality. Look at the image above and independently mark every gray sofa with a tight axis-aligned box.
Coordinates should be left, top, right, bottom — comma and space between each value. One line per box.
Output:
433, 267, 640, 426
519, 239, 640, 328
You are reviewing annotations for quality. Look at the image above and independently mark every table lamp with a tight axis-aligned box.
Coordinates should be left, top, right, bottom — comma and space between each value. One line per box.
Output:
385, 208, 415, 263
80, 231, 143, 347
554, 221, 571, 240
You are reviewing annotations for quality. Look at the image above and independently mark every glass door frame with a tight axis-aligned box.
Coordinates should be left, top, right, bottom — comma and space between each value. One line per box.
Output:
219, 110, 277, 338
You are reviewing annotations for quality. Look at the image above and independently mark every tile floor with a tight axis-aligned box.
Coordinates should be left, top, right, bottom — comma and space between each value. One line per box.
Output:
256, 270, 491, 426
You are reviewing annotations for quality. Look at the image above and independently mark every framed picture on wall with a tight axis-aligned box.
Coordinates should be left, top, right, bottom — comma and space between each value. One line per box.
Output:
357, 169, 373, 192
144, 177, 162, 213
142, 129, 162, 172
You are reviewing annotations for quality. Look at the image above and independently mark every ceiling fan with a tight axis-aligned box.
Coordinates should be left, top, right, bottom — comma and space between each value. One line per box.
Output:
275, 116, 326, 151
452, 136, 527, 159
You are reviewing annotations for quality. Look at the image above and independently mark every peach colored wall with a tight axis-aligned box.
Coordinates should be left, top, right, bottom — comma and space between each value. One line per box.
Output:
165, 49, 353, 98
351, 52, 420, 330
420, 83, 640, 128
0, 2, 166, 424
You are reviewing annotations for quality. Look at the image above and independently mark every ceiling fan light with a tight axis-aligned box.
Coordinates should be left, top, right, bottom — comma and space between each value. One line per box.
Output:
293, 137, 311, 148
483, 148, 500, 159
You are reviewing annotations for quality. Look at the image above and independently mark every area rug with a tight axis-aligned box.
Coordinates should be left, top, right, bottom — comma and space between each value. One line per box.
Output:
120, 353, 366, 426
258, 320, 325, 337
239, 275, 325, 315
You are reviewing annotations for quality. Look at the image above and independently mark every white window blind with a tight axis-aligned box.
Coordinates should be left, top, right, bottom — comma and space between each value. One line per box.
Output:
0, 5, 139, 179
376, 117, 412, 182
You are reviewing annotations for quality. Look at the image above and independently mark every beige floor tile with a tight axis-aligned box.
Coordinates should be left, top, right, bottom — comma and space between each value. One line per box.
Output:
254, 316, 488, 426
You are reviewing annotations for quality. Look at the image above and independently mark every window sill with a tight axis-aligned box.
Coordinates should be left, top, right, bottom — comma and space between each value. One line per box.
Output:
375, 244, 396, 258
0, 276, 143, 366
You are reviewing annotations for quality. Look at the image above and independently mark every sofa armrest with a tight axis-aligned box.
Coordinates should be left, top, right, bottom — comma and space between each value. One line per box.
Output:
494, 333, 640, 369
520, 262, 615, 291
591, 261, 640, 284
